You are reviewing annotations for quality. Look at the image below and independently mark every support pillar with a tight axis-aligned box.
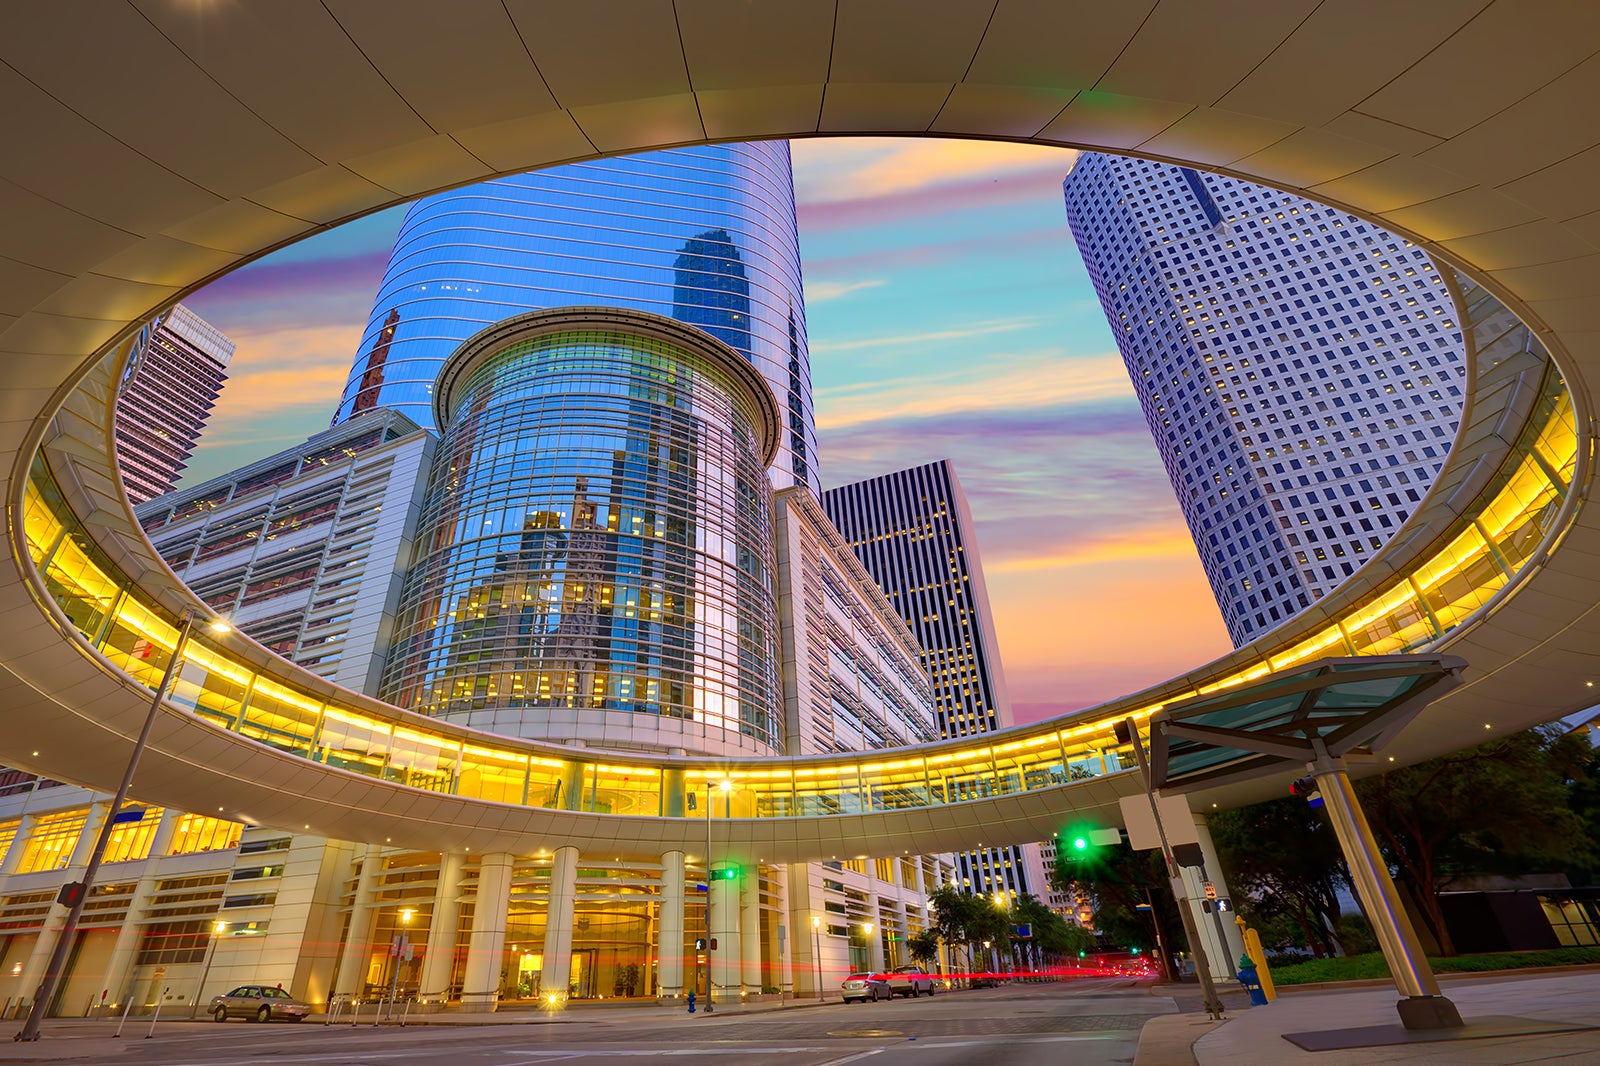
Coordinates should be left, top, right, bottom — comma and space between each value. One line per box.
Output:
419, 852, 465, 1000
461, 852, 513, 1011
786, 865, 820, 999
709, 873, 740, 1004
740, 871, 761, 997
541, 847, 577, 1003
95, 810, 181, 1012
333, 844, 383, 998
1192, 813, 1247, 974
14, 804, 111, 1015
657, 851, 685, 999
864, 893, 885, 972
1311, 760, 1461, 1030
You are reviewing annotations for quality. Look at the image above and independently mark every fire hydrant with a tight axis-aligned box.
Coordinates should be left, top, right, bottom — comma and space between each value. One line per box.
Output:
686, 990, 696, 1014
1236, 954, 1269, 1007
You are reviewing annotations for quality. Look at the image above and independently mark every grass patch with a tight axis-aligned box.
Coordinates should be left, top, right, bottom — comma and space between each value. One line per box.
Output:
1269, 947, 1600, 985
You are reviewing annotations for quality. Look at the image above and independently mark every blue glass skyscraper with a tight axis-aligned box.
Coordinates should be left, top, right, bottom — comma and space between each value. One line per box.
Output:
334, 143, 817, 491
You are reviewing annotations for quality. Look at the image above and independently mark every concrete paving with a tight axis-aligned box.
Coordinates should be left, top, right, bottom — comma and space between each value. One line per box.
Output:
1136, 968, 1600, 1066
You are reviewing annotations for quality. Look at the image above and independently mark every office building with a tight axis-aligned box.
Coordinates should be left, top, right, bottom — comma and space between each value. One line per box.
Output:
1062, 153, 1466, 645
113, 304, 235, 504
822, 460, 1049, 902
135, 409, 433, 697
379, 306, 785, 759
331, 143, 817, 492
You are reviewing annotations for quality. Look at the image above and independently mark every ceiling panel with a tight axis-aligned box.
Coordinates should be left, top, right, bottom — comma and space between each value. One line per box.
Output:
1138, 108, 1299, 170
33, 274, 180, 323
1098, 0, 1319, 106
676, 0, 834, 90
0, 62, 222, 235
1384, 186, 1545, 244
451, 111, 599, 175
820, 83, 953, 134
326, 0, 557, 131
159, 199, 316, 256
343, 135, 491, 197
1217, 0, 1486, 127
0, 179, 140, 277
1309, 157, 1476, 217
929, 83, 1076, 140
247, 166, 398, 227
569, 94, 705, 155
697, 86, 826, 143
133, 0, 434, 162
1357, 0, 1600, 140
0, 5, 319, 199
1037, 91, 1192, 151
1443, 223, 1598, 274
1231, 127, 1394, 192
967, 0, 1154, 90
1497, 144, 1600, 223
1418, 54, 1600, 191
830, 0, 992, 84
506, 0, 688, 109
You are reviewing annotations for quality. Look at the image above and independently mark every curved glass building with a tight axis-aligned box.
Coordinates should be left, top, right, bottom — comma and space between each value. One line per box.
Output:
334, 143, 817, 492
379, 307, 784, 757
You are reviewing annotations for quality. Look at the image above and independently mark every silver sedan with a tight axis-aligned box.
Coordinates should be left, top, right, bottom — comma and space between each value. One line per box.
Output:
210, 984, 311, 1022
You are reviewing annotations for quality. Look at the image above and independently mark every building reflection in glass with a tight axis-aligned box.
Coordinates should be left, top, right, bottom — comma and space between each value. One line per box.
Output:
381, 308, 784, 754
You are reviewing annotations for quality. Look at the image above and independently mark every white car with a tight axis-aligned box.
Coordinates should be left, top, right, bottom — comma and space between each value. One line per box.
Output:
885, 965, 935, 997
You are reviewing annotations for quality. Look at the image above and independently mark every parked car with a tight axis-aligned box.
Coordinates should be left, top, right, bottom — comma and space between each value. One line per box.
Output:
840, 972, 892, 1003
210, 984, 311, 1022
885, 964, 935, 997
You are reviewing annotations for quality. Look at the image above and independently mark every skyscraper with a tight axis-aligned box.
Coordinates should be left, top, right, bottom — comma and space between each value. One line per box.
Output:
1062, 153, 1466, 645
114, 303, 234, 503
823, 460, 1048, 901
332, 144, 817, 491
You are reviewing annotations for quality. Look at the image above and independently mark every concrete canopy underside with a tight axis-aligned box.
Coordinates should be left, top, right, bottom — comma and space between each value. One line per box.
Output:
3, 1, 1600, 864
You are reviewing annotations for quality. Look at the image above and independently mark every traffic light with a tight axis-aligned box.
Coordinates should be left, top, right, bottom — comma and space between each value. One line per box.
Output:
1071, 835, 1089, 852
712, 864, 740, 881
1290, 777, 1325, 808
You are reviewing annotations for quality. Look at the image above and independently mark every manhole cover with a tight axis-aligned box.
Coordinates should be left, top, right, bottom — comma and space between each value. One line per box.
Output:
827, 1029, 904, 1038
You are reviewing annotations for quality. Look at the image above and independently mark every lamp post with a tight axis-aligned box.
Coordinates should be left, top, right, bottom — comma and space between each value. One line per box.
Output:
704, 779, 731, 1014
811, 916, 823, 1001
861, 922, 873, 974
188, 921, 227, 1019
387, 908, 414, 1009
16, 609, 230, 1043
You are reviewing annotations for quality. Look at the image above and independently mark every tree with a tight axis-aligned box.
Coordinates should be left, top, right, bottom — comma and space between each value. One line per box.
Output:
1010, 893, 1094, 966
1050, 838, 1186, 980
1356, 725, 1596, 955
906, 928, 940, 970
928, 884, 991, 978
1209, 796, 1350, 957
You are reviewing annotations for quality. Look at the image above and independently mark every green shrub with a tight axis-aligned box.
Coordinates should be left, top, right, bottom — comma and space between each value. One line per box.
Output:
1270, 947, 1600, 986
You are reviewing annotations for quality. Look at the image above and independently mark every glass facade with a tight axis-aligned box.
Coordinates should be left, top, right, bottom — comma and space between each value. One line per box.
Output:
333, 143, 817, 492
379, 309, 785, 752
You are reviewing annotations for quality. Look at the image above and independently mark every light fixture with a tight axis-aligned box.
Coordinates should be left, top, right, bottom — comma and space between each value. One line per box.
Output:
205, 618, 233, 635
213, 920, 227, 935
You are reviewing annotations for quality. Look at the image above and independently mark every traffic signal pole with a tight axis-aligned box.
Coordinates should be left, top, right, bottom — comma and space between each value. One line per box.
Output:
1118, 719, 1226, 1020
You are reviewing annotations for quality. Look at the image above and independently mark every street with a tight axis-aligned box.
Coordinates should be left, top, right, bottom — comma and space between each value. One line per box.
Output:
6, 979, 1169, 1066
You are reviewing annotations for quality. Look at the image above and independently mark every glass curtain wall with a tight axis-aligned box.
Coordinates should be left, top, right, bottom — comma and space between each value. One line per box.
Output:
333, 143, 816, 493
379, 312, 783, 751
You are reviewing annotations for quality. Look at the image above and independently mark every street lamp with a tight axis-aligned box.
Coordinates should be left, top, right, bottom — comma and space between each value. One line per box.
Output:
704, 778, 731, 1014
188, 921, 227, 1018
17, 609, 230, 1042
388, 908, 414, 1008
811, 916, 823, 1001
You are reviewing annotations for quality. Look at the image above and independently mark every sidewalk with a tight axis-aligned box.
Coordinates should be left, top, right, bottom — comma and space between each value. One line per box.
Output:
1135, 969, 1600, 1065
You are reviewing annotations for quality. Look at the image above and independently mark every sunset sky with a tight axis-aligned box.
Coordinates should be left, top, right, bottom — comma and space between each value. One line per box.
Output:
181, 137, 1234, 725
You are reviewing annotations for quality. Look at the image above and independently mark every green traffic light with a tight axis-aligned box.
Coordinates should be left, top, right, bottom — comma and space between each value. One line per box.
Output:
1073, 836, 1088, 850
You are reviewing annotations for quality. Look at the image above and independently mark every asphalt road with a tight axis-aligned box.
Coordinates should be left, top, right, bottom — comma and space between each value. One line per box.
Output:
9, 979, 1173, 1066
